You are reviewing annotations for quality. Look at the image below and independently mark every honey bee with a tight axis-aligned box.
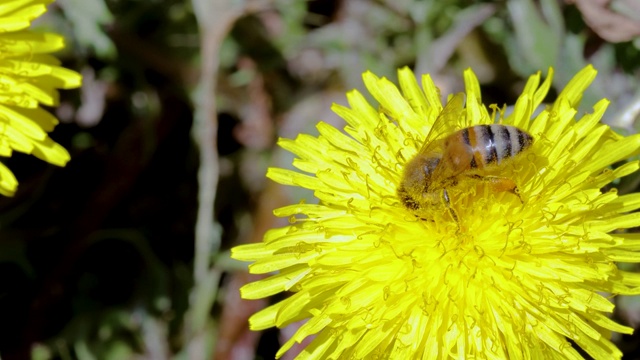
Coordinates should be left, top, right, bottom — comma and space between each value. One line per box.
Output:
397, 93, 533, 222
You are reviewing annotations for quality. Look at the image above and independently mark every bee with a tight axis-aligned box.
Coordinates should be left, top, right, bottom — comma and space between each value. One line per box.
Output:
397, 93, 533, 222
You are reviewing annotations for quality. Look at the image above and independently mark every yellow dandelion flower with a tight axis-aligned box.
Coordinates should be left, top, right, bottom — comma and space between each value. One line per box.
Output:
0, 0, 81, 196
232, 65, 640, 359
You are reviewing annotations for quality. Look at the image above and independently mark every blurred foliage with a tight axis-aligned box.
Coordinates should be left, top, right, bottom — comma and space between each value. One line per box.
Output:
0, 0, 638, 359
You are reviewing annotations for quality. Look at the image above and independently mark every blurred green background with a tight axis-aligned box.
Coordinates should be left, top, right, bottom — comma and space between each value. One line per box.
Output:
3, 0, 640, 359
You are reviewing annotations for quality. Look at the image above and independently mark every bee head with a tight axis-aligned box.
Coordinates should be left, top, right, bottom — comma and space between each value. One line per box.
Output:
402, 155, 441, 191
398, 155, 442, 211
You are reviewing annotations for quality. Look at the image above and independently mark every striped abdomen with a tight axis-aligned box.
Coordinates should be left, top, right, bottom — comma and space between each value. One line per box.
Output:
443, 125, 533, 172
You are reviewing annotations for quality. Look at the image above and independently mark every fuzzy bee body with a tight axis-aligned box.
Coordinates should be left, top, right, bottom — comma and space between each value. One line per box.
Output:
397, 94, 534, 217
442, 124, 533, 173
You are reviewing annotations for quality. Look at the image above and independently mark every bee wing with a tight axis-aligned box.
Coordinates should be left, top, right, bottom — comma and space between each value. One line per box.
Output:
417, 92, 466, 155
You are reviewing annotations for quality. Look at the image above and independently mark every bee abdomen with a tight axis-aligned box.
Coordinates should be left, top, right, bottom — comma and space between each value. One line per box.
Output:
464, 125, 533, 168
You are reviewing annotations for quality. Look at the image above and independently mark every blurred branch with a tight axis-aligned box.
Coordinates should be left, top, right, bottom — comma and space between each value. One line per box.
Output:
569, 0, 640, 42
185, 0, 231, 357
186, 0, 272, 359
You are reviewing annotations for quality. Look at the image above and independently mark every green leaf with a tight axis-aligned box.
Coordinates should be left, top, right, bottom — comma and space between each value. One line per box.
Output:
507, 0, 563, 75
58, 0, 116, 59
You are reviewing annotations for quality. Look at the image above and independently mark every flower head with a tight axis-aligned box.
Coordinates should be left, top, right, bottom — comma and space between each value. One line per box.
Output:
0, 0, 81, 196
232, 65, 640, 359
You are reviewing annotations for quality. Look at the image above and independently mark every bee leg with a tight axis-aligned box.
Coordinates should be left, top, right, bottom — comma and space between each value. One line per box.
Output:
467, 175, 523, 203
442, 189, 461, 228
